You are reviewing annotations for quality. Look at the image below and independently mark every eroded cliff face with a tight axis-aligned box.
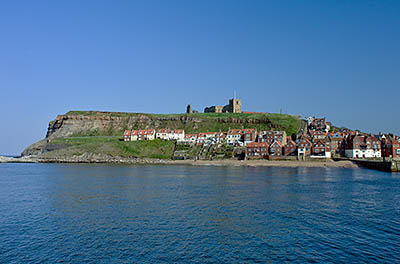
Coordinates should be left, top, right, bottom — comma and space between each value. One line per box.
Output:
45, 113, 280, 139
45, 114, 203, 138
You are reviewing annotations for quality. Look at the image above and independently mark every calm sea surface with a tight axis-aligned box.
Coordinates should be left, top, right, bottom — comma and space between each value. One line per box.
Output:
1, 164, 400, 263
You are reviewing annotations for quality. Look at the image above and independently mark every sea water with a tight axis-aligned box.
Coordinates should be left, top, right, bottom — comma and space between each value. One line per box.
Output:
1, 163, 399, 263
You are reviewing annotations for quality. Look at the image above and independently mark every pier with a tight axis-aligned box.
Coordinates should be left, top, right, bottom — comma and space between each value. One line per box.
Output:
352, 159, 400, 172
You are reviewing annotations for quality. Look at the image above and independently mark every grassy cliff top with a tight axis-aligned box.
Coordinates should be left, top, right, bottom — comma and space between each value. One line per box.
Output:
66, 110, 299, 119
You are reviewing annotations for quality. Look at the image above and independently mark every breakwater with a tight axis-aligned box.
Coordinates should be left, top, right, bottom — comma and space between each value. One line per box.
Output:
352, 159, 400, 172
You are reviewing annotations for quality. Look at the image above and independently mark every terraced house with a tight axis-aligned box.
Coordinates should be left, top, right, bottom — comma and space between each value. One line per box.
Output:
328, 133, 342, 153
312, 140, 331, 158
156, 129, 171, 140
382, 136, 400, 160
297, 137, 312, 157
196, 132, 226, 145
242, 128, 257, 145
227, 129, 243, 145
310, 130, 327, 139
258, 130, 287, 145
123, 129, 155, 141
156, 129, 185, 141
344, 135, 381, 158
269, 140, 283, 157
124, 130, 131, 141
246, 142, 269, 159
284, 137, 297, 156
310, 117, 329, 132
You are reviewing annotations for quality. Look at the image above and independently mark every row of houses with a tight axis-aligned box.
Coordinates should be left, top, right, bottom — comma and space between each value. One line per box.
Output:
305, 117, 400, 159
246, 138, 296, 159
123, 128, 288, 147
124, 129, 184, 142
307, 117, 331, 133
256, 130, 400, 160
248, 117, 343, 159
123, 118, 400, 160
343, 133, 400, 159
179, 129, 288, 147
247, 136, 338, 159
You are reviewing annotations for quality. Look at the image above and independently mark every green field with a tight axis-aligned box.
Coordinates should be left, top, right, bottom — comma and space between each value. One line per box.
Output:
48, 137, 175, 159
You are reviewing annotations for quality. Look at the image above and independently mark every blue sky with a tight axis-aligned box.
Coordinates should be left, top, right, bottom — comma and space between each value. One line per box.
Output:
1, 0, 399, 155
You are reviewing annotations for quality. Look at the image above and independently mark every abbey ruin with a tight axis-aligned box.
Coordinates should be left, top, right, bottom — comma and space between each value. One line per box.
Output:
204, 98, 242, 113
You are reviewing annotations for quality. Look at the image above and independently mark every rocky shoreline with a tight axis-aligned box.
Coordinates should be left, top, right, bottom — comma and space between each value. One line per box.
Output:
0, 155, 37, 163
1, 154, 359, 168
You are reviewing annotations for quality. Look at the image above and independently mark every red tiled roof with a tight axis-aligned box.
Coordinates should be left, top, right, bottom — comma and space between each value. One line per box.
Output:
270, 140, 283, 147
299, 138, 312, 145
313, 140, 326, 146
242, 128, 256, 133
247, 142, 269, 148
228, 129, 243, 135
157, 129, 171, 133
286, 138, 296, 146
310, 130, 327, 135
129, 129, 155, 135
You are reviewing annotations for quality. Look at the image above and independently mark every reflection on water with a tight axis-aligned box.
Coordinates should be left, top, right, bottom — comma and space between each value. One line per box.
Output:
1, 163, 400, 263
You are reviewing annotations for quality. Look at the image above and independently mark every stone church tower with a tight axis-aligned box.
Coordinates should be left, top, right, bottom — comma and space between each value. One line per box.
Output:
229, 98, 242, 113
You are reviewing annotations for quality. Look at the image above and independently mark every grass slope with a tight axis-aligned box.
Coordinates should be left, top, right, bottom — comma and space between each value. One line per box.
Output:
48, 138, 175, 159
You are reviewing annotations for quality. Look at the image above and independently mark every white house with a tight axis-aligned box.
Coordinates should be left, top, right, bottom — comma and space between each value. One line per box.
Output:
204, 132, 225, 144
143, 129, 155, 140
169, 130, 185, 141
345, 149, 381, 159
128, 129, 155, 141
156, 129, 185, 141
183, 134, 198, 144
156, 129, 171, 140
130, 130, 139, 141
306, 116, 315, 126
345, 135, 381, 159
227, 129, 242, 145
124, 130, 131, 141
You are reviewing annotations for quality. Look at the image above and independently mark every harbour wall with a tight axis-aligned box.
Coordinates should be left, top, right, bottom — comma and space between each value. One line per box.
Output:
353, 159, 400, 172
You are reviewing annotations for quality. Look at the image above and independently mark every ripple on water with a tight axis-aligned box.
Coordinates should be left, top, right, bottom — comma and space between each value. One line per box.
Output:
0, 164, 400, 263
